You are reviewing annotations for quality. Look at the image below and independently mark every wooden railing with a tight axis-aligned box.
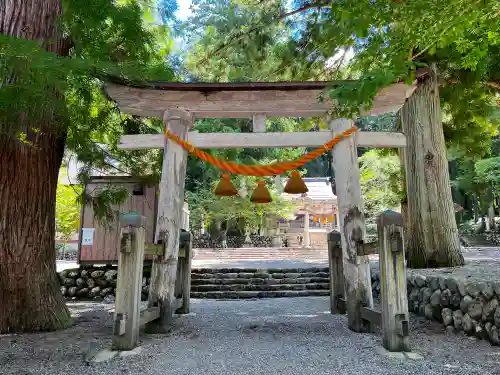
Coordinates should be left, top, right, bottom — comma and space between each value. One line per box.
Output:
112, 213, 192, 351
328, 210, 410, 352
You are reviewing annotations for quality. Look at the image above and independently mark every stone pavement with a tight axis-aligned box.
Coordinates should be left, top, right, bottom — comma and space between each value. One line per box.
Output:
2, 297, 499, 375
56, 247, 500, 272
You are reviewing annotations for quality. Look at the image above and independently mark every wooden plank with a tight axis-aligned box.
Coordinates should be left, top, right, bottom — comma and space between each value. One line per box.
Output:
105, 82, 416, 118
357, 241, 379, 256
112, 214, 146, 351
118, 131, 407, 151
174, 258, 183, 298
178, 236, 192, 314
377, 210, 411, 352
360, 306, 382, 326
330, 118, 374, 333
327, 230, 345, 314
145, 233, 187, 257
139, 306, 160, 326
145, 109, 192, 334
113, 108, 329, 119
145, 243, 163, 256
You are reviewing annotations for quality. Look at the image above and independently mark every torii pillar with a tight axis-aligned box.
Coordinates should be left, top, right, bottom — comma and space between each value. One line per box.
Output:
146, 109, 193, 333
330, 118, 374, 333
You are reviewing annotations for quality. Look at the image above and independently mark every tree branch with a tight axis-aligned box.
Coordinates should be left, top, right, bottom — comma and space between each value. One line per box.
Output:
276, 1, 330, 21
199, 1, 331, 64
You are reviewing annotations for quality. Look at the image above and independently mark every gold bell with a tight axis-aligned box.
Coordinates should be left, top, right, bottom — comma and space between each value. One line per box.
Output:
214, 174, 239, 197
250, 181, 272, 204
283, 171, 308, 194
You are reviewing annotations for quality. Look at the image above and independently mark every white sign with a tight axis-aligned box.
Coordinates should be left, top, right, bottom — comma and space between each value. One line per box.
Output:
81, 228, 95, 246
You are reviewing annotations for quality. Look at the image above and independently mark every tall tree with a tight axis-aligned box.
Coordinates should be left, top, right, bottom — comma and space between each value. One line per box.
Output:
1, 0, 74, 334
0, 0, 174, 333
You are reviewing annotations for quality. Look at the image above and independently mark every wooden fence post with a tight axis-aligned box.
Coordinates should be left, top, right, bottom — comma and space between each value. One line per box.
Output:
377, 210, 410, 352
178, 232, 192, 314
327, 230, 345, 314
112, 213, 146, 351
330, 118, 373, 333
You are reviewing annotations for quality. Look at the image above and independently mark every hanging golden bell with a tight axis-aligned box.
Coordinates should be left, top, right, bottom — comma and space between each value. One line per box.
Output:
283, 171, 308, 194
250, 181, 272, 204
214, 174, 239, 197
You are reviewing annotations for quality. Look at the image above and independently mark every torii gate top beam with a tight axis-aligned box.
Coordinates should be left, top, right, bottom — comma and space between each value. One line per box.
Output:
104, 79, 418, 119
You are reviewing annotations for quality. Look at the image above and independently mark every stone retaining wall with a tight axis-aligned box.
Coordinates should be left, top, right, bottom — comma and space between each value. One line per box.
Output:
397, 271, 500, 345
483, 232, 500, 246
58, 266, 331, 301
59, 265, 500, 346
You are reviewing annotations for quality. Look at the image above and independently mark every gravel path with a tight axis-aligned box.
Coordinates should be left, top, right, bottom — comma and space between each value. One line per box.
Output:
2, 298, 500, 375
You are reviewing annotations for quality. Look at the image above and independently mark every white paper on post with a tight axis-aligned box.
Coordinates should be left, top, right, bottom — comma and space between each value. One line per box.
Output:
81, 228, 95, 246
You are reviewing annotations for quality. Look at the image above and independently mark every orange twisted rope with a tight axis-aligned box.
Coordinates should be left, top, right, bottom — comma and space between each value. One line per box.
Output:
164, 126, 358, 176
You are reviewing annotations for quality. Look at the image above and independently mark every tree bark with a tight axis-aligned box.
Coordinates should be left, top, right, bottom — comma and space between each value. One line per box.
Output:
398, 149, 410, 263
0, 0, 72, 333
400, 65, 464, 268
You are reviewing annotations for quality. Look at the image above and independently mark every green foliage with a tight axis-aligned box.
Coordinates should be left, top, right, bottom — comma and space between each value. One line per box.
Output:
475, 157, 500, 195
2, 0, 177, 222
183, 0, 352, 82
359, 149, 402, 217
185, 177, 296, 234
188, 0, 500, 158
56, 170, 82, 240
184, 116, 305, 199
452, 154, 500, 216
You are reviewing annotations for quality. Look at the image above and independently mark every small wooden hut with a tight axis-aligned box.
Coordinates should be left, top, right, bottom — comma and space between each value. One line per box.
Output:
78, 176, 189, 264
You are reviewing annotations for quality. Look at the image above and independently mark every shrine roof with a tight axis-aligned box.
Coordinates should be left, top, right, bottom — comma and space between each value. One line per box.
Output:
284, 177, 336, 202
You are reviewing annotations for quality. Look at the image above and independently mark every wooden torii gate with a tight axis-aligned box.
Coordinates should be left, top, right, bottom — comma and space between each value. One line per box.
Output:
105, 79, 416, 349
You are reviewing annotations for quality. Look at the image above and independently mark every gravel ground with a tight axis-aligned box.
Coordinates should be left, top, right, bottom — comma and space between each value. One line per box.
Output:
2, 297, 500, 375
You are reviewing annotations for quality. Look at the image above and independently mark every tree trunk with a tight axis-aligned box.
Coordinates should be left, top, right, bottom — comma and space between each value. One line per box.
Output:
398, 149, 410, 263
400, 65, 464, 268
0, 0, 72, 333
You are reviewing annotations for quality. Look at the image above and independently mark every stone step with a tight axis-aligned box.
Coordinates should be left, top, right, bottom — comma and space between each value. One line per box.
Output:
193, 251, 329, 256
191, 267, 330, 278
191, 277, 330, 284
191, 283, 330, 292
193, 248, 329, 257
193, 255, 328, 258
194, 250, 327, 254
190, 290, 330, 299
191, 273, 330, 279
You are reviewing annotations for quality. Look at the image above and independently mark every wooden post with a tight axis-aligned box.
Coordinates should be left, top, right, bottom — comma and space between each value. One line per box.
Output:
179, 232, 192, 314
146, 109, 192, 333
327, 230, 345, 314
174, 259, 183, 298
112, 213, 146, 351
329, 118, 373, 333
377, 210, 410, 352
252, 114, 266, 133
